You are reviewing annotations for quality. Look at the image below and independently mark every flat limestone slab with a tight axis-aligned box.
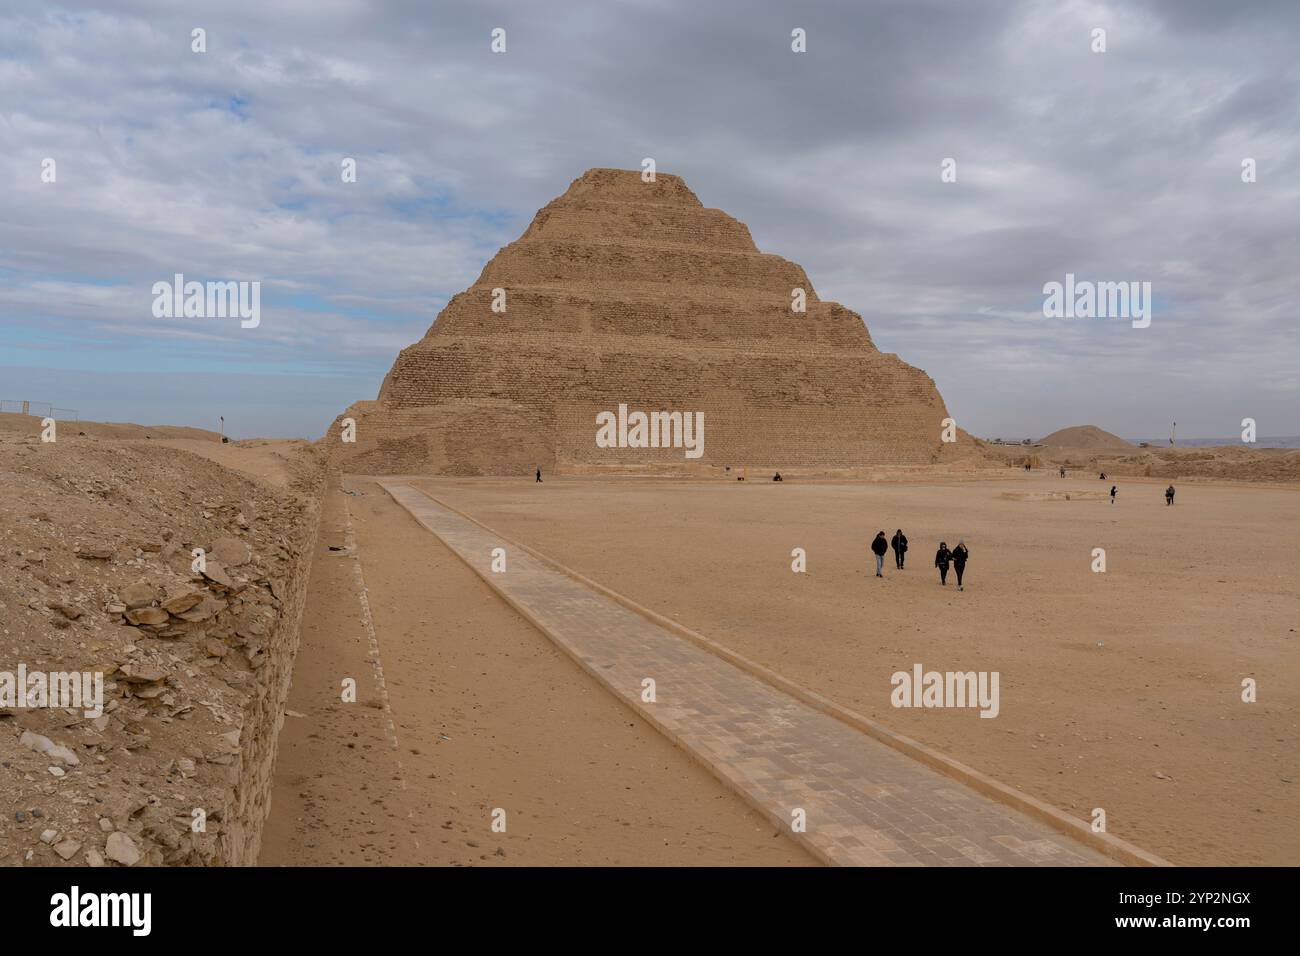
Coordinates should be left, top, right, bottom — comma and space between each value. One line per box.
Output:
380, 480, 1115, 867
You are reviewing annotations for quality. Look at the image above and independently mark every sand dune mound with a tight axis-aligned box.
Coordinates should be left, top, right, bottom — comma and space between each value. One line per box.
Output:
1039, 425, 1133, 450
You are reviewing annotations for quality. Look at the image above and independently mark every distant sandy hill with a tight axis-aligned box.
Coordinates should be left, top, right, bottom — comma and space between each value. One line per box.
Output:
982, 423, 1300, 482
0, 411, 221, 442
1039, 425, 1133, 450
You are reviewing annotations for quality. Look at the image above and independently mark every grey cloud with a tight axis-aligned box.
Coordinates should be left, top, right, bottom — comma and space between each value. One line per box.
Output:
0, 0, 1296, 439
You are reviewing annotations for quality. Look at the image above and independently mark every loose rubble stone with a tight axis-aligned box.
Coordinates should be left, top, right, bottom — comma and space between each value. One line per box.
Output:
212, 536, 251, 567
122, 580, 160, 609
20, 729, 81, 766
200, 561, 234, 589
178, 594, 226, 622
74, 546, 115, 560
161, 590, 204, 614
119, 663, 166, 684
105, 831, 142, 866
125, 606, 168, 626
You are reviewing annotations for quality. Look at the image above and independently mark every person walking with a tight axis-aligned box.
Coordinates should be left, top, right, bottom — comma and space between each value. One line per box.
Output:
1059, 466, 1066, 478
935, 541, 952, 586
1165, 484, 1175, 506
871, 531, 888, 578
952, 540, 969, 590
536, 468, 542, 483
890, 529, 908, 569
1110, 484, 1117, 505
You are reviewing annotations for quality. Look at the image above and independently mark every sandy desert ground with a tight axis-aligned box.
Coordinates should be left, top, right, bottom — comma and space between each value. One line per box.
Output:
5, 412, 1295, 867
1, 424, 807, 866
258, 474, 811, 866
409, 472, 1300, 866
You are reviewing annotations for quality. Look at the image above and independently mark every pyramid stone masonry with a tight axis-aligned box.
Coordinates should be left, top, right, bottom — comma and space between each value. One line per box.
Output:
333, 168, 959, 475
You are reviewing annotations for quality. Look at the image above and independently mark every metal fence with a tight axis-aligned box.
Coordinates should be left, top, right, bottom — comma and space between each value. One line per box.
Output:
0, 400, 79, 420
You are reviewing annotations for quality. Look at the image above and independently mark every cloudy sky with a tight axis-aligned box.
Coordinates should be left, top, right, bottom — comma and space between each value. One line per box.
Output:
2, 0, 1296, 440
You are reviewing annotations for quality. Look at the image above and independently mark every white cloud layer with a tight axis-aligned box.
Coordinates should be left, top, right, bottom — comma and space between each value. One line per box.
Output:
1, 0, 1296, 439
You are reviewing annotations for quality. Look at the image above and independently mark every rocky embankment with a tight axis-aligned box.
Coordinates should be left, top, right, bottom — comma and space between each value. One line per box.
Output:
0, 430, 324, 866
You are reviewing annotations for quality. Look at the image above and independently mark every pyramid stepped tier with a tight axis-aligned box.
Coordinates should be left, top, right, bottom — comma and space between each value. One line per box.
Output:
380, 341, 931, 410
523, 197, 759, 251
422, 290, 870, 347
477, 240, 813, 294
335, 168, 959, 476
334, 401, 555, 477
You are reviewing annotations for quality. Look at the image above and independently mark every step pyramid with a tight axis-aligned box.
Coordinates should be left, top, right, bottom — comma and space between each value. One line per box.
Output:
333, 168, 958, 475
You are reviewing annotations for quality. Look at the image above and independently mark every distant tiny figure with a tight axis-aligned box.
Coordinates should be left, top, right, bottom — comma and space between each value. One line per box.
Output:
1099, 472, 1107, 480
1024, 462, 1031, 472
773, 472, 783, 482
1110, 484, 1117, 505
1059, 466, 1066, 478
935, 541, 952, 585
952, 541, 969, 590
536, 468, 542, 483
1165, 484, 1175, 506
871, 531, 888, 578
890, 529, 908, 569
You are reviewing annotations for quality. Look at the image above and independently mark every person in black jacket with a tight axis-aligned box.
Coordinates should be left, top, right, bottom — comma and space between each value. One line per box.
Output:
536, 468, 542, 483
890, 529, 908, 569
952, 541, 969, 590
935, 542, 952, 585
1110, 484, 1117, 505
871, 531, 888, 577
1165, 484, 1175, 506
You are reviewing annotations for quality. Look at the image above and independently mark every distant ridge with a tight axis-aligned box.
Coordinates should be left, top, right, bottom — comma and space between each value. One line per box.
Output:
0, 411, 222, 443
1038, 425, 1133, 450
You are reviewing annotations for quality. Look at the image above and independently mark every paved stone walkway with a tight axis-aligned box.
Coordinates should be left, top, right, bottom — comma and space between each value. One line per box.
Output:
381, 480, 1115, 867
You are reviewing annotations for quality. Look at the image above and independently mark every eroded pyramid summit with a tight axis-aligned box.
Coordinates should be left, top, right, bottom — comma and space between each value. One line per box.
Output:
333, 168, 957, 474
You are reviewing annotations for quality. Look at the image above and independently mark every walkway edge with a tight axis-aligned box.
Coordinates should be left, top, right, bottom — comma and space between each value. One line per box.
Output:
379, 481, 826, 865
399, 481, 1172, 868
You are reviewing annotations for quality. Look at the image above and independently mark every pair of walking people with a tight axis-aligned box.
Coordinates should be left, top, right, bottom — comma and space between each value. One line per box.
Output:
934, 541, 969, 590
870, 530, 908, 575
871, 531, 969, 589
